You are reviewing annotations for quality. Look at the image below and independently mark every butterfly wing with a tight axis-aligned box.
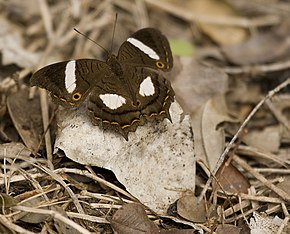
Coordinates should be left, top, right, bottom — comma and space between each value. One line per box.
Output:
117, 28, 173, 71
87, 66, 174, 140
30, 59, 108, 107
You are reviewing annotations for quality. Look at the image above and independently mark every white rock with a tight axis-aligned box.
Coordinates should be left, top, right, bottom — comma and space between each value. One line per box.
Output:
55, 101, 195, 214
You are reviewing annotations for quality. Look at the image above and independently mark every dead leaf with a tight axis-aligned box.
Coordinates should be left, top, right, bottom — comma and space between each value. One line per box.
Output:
0, 193, 18, 208
215, 224, 241, 234
0, 54, 21, 79
160, 229, 198, 234
269, 176, 290, 199
7, 88, 44, 153
214, 160, 250, 194
171, 57, 228, 114
192, 95, 237, 171
53, 206, 82, 234
222, 20, 290, 65
111, 203, 159, 234
0, 221, 15, 234
112, 203, 198, 233
243, 126, 280, 153
18, 196, 49, 224
165, 0, 247, 45
177, 191, 207, 223
189, 0, 248, 45
0, 142, 31, 159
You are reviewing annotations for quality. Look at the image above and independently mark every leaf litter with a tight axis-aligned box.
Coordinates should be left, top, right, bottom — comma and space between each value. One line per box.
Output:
0, 0, 290, 233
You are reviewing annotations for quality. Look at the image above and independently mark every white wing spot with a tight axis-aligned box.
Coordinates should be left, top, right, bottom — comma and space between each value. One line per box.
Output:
139, 76, 155, 96
65, 60, 76, 93
127, 38, 160, 60
100, 94, 126, 110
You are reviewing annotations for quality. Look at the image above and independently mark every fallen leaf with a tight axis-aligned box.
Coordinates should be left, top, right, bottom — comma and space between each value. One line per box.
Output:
215, 224, 241, 234
243, 126, 280, 153
0, 142, 31, 159
171, 57, 228, 114
192, 95, 237, 171
0, 16, 41, 67
0, 193, 18, 208
7, 88, 44, 153
111, 203, 159, 234
0, 222, 15, 234
177, 191, 207, 223
18, 196, 49, 224
214, 160, 250, 194
188, 0, 248, 45
162, 0, 247, 46
222, 20, 290, 65
53, 206, 82, 234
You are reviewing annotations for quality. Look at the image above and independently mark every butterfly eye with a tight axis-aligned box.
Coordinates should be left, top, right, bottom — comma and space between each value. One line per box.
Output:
156, 61, 165, 69
72, 92, 82, 101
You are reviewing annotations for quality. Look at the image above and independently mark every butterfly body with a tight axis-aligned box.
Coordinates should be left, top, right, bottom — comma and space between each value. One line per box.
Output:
31, 28, 175, 140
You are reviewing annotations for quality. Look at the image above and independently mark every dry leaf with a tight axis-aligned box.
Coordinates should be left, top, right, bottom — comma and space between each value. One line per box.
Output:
188, 0, 247, 45
171, 57, 228, 114
177, 191, 206, 223
164, 0, 247, 45
18, 196, 49, 224
0, 222, 15, 234
160, 229, 198, 234
243, 126, 280, 153
214, 160, 250, 194
7, 89, 44, 153
0, 193, 18, 208
222, 20, 290, 65
215, 224, 241, 234
53, 206, 82, 234
192, 95, 237, 171
0, 16, 40, 67
111, 203, 159, 234
0, 142, 31, 159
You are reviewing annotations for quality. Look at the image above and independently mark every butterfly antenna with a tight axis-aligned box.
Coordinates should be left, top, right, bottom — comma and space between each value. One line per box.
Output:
73, 28, 109, 56
110, 13, 118, 53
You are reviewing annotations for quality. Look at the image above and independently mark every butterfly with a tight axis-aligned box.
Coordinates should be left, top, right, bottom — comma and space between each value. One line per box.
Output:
30, 28, 175, 140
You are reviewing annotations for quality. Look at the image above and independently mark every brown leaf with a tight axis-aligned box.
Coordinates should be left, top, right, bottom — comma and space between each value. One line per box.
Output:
160, 229, 198, 234
0, 193, 18, 208
222, 20, 290, 65
188, 0, 248, 45
7, 88, 44, 153
191, 95, 237, 171
0, 222, 15, 234
18, 196, 49, 224
53, 206, 82, 234
111, 203, 159, 234
0, 142, 31, 159
243, 126, 280, 153
165, 0, 247, 45
177, 191, 207, 223
171, 58, 228, 114
214, 160, 250, 194
215, 224, 241, 234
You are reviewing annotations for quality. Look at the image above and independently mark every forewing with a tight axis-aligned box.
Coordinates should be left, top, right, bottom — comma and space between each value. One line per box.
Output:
30, 59, 108, 107
117, 28, 173, 71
